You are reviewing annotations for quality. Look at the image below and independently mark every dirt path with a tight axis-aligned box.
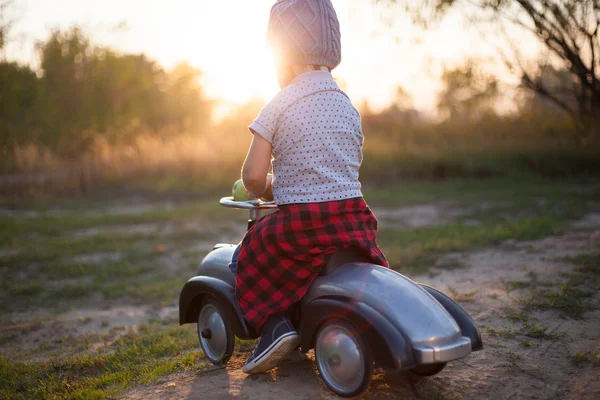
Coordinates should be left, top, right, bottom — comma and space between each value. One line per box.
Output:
123, 224, 600, 400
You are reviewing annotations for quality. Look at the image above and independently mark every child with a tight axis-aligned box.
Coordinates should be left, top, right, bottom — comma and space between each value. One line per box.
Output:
234, 0, 389, 374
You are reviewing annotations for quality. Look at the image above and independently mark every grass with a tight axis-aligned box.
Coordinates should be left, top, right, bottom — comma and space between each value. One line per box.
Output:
505, 253, 599, 320
0, 199, 230, 248
519, 283, 595, 318
570, 253, 600, 275
518, 254, 599, 319
483, 250, 598, 355
371, 175, 599, 279
505, 309, 531, 324
363, 174, 598, 210
569, 352, 600, 367
522, 322, 563, 340
485, 321, 562, 340
0, 177, 598, 398
4, 110, 600, 199
505, 280, 533, 292
379, 216, 564, 274
0, 322, 205, 400
0, 228, 207, 312
485, 327, 520, 338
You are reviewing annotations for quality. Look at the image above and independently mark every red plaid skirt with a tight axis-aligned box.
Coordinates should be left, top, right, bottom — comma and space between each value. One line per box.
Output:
235, 197, 389, 330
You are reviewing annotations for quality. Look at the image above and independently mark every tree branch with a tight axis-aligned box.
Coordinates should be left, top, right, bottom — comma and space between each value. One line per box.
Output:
521, 71, 579, 120
517, 0, 596, 93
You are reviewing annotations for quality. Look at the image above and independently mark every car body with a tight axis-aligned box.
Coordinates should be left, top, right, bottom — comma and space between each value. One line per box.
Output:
179, 198, 483, 397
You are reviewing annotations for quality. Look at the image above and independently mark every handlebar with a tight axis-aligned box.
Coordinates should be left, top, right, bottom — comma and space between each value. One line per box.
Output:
220, 197, 278, 230
219, 197, 278, 211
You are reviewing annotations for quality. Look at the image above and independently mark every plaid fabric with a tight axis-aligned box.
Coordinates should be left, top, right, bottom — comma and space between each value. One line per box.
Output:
235, 197, 388, 330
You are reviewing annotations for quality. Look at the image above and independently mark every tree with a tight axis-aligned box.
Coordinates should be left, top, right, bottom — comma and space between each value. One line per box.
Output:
377, 0, 600, 135
437, 60, 499, 122
0, 0, 12, 57
0, 62, 38, 166
382, 86, 421, 124
0, 1, 39, 171
35, 27, 213, 158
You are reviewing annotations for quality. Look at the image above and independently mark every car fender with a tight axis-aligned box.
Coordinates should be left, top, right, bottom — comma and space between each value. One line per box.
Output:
179, 276, 258, 340
300, 297, 414, 370
419, 284, 483, 351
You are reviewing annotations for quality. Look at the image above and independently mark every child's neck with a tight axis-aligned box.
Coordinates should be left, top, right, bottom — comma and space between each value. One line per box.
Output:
280, 65, 330, 88
291, 65, 330, 75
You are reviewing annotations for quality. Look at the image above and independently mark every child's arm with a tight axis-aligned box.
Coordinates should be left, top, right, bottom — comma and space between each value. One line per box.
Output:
242, 134, 273, 199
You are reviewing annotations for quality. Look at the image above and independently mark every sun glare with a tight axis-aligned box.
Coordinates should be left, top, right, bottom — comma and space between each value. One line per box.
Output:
164, 1, 281, 106
8, 0, 542, 117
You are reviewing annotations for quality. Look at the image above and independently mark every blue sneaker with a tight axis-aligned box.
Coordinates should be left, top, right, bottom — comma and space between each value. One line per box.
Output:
242, 315, 300, 374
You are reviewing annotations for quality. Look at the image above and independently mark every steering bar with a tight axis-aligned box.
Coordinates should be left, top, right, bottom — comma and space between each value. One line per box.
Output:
219, 197, 278, 229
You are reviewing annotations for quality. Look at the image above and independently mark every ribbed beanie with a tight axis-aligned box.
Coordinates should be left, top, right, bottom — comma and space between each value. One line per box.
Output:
267, 0, 342, 70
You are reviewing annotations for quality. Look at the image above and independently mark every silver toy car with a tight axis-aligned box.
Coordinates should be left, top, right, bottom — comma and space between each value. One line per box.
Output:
179, 197, 483, 397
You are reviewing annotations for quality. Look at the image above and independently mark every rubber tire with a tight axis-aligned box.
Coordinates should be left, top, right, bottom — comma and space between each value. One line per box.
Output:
314, 320, 374, 398
197, 298, 235, 366
411, 362, 447, 377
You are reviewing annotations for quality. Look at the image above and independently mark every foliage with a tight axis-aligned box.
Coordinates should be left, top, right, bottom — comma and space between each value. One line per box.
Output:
0, 26, 212, 165
377, 0, 600, 135
0, 323, 202, 399
0, 0, 12, 55
437, 60, 500, 122
0, 62, 38, 155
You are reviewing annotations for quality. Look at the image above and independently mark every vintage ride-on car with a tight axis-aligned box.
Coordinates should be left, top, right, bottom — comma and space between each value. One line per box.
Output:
179, 197, 483, 397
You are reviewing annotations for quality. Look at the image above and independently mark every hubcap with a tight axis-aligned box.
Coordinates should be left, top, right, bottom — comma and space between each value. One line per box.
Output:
316, 324, 365, 395
198, 304, 227, 362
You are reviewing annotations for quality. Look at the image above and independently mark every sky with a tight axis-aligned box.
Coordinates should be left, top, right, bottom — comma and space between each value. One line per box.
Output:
4, 0, 538, 116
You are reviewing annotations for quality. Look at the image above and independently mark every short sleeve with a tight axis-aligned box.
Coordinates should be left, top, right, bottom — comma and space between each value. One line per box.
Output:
249, 101, 279, 144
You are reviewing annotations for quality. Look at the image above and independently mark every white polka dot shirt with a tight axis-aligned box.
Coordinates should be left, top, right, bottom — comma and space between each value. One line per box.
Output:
249, 71, 364, 205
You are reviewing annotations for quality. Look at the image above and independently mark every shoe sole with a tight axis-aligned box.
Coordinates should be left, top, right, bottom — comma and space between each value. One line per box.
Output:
242, 332, 300, 374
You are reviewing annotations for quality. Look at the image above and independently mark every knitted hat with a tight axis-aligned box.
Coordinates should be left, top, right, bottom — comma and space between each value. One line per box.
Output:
267, 0, 342, 70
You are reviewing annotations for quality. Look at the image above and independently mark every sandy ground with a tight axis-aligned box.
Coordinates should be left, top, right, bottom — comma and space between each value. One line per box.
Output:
122, 221, 600, 400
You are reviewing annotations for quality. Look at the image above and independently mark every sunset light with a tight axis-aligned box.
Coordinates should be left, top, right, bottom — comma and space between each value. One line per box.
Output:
5, 0, 536, 114
2, 0, 599, 397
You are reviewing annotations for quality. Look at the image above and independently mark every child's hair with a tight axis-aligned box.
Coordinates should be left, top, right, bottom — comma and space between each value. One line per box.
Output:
267, 0, 342, 70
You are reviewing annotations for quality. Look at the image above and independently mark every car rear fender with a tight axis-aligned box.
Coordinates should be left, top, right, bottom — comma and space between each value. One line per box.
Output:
299, 297, 414, 371
419, 284, 483, 351
179, 276, 258, 340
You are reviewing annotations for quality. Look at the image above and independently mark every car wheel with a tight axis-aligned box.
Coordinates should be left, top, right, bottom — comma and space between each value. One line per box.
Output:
197, 298, 234, 365
411, 362, 447, 377
315, 320, 373, 397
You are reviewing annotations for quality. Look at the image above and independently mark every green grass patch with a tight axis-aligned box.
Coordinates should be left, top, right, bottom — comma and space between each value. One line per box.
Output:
519, 282, 595, 319
486, 321, 562, 340
368, 176, 598, 274
379, 217, 563, 274
506, 308, 531, 324
364, 176, 599, 210
2, 234, 143, 269
0, 199, 232, 248
522, 322, 563, 340
505, 280, 533, 292
0, 334, 18, 346
0, 323, 204, 400
569, 352, 600, 367
485, 327, 520, 338
0, 243, 190, 312
1, 216, 210, 311
115, 277, 187, 304
571, 253, 600, 275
